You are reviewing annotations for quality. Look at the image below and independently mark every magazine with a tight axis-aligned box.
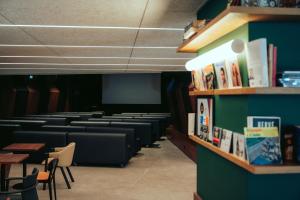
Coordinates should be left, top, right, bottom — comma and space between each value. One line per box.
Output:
220, 129, 233, 153
244, 127, 282, 165
214, 61, 229, 89
188, 113, 195, 136
225, 57, 242, 88
197, 98, 213, 141
233, 133, 246, 160
212, 127, 222, 147
202, 64, 215, 90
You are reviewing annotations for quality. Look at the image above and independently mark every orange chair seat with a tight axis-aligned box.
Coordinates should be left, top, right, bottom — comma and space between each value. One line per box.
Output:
37, 171, 49, 181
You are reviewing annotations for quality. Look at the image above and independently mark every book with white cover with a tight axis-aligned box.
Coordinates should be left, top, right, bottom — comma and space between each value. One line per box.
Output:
214, 61, 229, 89
246, 38, 269, 87
197, 98, 213, 141
188, 113, 195, 136
220, 129, 233, 153
233, 133, 246, 160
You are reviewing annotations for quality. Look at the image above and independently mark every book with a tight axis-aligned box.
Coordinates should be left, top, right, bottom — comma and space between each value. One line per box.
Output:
283, 126, 295, 163
214, 61, 229, 89
245, 38, 269, 87
233, 133, 246, 160
225, 57, 242, 88
220, 129, 233, 153
244, 127, 282, 165
247, 116, 281, 136
188, 113, 196, 136
197, 98, 213, 141
268, 44, 274, 87
293, 126, 300, 163
184, 20, 207, 40
212, 127, 222, 147
202, 64, 215, 90
272, 46, 277, 87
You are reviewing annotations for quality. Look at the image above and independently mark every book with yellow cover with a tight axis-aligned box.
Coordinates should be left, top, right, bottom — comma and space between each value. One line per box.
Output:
244, 127, 282, 165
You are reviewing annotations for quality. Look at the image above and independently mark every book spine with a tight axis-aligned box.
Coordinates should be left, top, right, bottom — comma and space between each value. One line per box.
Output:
268, 44, 274, 87
272, 46, 278, 87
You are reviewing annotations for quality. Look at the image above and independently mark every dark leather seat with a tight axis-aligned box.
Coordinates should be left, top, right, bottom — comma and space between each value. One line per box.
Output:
88, 118, 122, 122
27, 115, 81, 123
134, 116, 168, 136
0, 120, 46, 131
41, 125, 86, 132
70, 121, 110, 127
14, 131, 67, 163
0, 124, 21, 148
102, 116, 134, 119
11, 117, 67, 126
68, 132, 129, 166
86, 127, 139, 156
110, 122, 153, 147
123, 119, 160, 141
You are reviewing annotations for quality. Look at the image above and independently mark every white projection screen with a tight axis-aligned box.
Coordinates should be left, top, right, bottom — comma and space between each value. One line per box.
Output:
102, 74, 161, 104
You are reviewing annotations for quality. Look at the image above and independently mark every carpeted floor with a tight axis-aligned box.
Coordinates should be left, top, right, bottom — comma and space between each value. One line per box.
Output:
9, 139, 196, 200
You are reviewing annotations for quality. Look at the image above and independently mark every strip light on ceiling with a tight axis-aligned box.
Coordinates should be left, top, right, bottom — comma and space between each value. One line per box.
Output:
185, 39, 245, 71
0, 44, 177, 49
0, 63, 183, 67
0, 24, 183, 31
0, 56, 190, 60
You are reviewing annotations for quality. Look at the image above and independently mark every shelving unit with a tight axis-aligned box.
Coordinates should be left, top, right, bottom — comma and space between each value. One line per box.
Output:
189, 87, 300, 96
190, 135, 300, 174
178, 6, 300, 53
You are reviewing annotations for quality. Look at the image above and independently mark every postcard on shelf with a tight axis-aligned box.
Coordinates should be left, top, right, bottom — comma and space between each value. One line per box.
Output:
233, 133, 246, 160
225, 56, 242, 88
196, 98, 213, 141
244, 127, 282, 165
188, 113, 196, 136
246, 38, 269, 87
220, 129, 233, 153
202, 64, 216, 90
247, 116, 281, 135
212, 127, 222, 147
214, 61, 229, 89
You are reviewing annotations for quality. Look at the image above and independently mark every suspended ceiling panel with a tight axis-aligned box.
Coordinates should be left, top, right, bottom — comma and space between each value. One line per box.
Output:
0, 0, 204, 74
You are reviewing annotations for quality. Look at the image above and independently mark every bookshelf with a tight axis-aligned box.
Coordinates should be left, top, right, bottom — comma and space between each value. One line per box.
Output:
178, 6, 300, 53
189, 87, 300, 96
190, 135, 300, 174
183, 1, 300, 200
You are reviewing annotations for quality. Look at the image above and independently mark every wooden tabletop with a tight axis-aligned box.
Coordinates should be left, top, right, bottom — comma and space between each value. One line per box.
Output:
3, 143, 45, 152
0, 154, 29, 164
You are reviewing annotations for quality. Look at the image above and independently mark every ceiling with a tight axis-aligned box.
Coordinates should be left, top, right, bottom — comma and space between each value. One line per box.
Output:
0, 0, 205, 74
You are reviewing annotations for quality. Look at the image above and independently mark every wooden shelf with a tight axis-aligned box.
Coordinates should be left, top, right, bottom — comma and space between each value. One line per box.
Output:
189, 87, 300, 96
178, 6, 300, 53
189, 135, 300, 174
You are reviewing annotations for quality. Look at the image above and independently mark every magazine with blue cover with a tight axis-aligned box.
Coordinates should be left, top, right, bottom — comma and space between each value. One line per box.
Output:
244, 127, 282, 165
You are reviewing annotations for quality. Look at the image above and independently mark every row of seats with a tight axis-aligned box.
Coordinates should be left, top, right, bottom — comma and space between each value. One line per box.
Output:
0, 111, 171, 167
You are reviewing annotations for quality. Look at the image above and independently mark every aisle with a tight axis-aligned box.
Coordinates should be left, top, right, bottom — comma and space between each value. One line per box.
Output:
10, 139, 196, 200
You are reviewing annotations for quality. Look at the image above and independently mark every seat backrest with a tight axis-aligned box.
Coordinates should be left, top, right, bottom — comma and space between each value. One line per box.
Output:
22, 168, 39, 200
57, 143, 76, 167
46, 158, 58, 182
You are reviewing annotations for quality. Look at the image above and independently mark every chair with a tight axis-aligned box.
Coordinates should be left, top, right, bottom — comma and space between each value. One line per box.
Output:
0, 168, 39, 200
48, 143, 75, 189
38, 158, 58, 200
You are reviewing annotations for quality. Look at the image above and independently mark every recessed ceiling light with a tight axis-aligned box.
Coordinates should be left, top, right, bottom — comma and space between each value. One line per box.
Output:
0, 44, 177, 49
0, 55, 190, 60
0, 24, 184, 31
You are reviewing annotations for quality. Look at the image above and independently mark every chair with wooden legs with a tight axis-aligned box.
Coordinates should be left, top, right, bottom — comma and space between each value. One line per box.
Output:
48, 143, 76, 189
38, 158, 58, 200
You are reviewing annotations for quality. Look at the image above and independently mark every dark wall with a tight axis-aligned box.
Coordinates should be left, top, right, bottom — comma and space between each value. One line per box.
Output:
0, 73, 191, 120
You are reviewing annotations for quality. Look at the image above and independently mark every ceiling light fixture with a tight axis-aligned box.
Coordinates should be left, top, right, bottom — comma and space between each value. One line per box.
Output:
0, 55, 191, 60
0, 24, 183, 31
0, 63, 183, 67
0, 44, 177, 49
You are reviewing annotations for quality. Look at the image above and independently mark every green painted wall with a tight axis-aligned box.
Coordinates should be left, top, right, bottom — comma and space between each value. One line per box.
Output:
249, 22, 300, 72
197, 0, 228, 20
194, 4, 300, 200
